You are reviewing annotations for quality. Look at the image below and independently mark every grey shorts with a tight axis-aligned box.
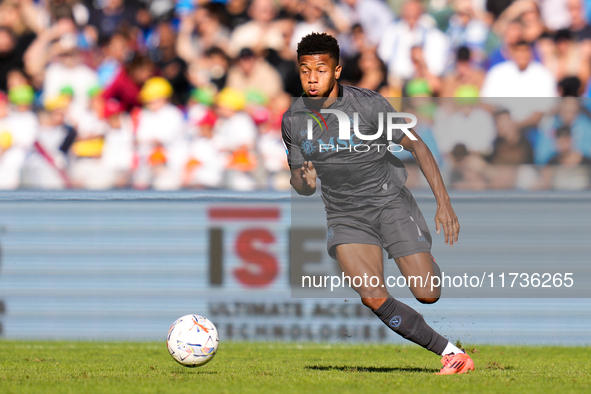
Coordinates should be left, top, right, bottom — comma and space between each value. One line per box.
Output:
326, 187, 432, 259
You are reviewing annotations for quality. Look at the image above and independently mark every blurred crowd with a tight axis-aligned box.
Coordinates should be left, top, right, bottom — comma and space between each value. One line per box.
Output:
1, 0, 591, 191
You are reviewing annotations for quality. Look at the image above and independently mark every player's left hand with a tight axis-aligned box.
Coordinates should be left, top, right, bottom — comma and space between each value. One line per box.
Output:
435, 201, 459, 247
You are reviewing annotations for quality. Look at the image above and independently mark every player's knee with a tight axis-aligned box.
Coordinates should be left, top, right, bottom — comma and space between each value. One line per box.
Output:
416, 296, 439, 304
360, 289, 389, 310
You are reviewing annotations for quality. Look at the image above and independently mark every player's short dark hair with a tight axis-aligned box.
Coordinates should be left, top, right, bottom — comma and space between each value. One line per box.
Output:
297, 32, 340, 65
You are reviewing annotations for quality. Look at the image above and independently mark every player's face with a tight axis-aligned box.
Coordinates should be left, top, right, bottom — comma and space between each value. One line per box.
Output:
298, 54, 341, 99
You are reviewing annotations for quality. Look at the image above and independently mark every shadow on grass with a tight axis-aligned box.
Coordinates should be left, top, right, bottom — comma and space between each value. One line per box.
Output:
172, 369, 219, 375
306, 365, 439, 373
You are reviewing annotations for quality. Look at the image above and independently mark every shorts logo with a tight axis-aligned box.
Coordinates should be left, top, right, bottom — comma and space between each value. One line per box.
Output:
327, 227, 334, 241
410, 216, 426, 242
389, 315, 402, 328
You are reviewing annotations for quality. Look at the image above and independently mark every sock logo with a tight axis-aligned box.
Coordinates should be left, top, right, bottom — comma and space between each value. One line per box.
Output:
389, 315, 402, 328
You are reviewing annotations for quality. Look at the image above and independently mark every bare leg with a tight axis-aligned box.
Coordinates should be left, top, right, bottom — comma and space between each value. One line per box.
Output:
335, 244, 449, 355
395, 252, 441, 304
335, 243, 388, 310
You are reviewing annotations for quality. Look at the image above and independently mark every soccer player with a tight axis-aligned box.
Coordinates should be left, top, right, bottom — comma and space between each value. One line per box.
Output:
282, 33, 474, 375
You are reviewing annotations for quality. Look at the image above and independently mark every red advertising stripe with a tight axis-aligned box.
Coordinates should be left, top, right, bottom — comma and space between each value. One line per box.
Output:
208, 207, 280, 221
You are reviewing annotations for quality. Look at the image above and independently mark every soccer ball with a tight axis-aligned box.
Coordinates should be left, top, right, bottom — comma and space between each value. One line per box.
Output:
166, 315, 219, 367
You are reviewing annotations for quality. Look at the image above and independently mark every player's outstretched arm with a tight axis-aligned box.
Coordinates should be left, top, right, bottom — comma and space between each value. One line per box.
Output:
290, 161, 317, 196
399, 134, 460, 246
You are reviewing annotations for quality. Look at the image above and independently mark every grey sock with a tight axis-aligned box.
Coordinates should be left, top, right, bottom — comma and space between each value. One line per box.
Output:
373, 297, 448, 355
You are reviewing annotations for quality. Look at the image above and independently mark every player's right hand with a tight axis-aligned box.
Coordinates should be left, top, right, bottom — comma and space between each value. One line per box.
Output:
301, 161, 317, 190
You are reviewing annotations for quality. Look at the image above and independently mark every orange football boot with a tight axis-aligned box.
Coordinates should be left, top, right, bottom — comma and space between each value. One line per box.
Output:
435, 352, 475, 375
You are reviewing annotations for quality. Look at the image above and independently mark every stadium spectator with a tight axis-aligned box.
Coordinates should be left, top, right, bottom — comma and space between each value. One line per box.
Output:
264, 17, 302, 97
548, 125, 591, 166
223, 0, 251, 30
445, 0, 490, 68
257, 92, 291, 190
542, 29, 590, 87
25, 15, 98, 113
134, 77, 186, 190
558, 76, 583, 97
485, 0, 514, 20
407, 45, 442, 95
226, 47, 284, 101
535, 97, 591, 164
441, 46, 485, 97
340, 23, 368, 85
481, 41, 557, 97
540, 0, 571, 31
96, 32, 131, 88
495, 1, 554, 60
183, 107, 225, 189
7, 84, 39, 153
336, 0, 394, 47
86, 0, 139, 43
0, 25, 35, 92
567, 0, 591, 42
489, 110, 534, 165
229, 0, 283, 57
434, 92, 495, 159
212, 87, 258, 191
290, 0, 350, 52
349, 47, 389, 92
152, 22, 190, 106
378, 0, 449, 87
481, 41, 557, 128
21, 95, 72, 189
176, 4, 230, 62
187, 46, 230, 92
487, 19, 525, 70
102, 54, 154, 112
100, 99, 135, 188
543, 125, 591, 190
448, 143, 490, 190
0, 88, 38, 189
5, 68, 32, 92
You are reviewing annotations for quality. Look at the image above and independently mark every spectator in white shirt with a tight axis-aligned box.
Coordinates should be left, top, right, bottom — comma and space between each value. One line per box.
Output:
0, 85, 39, 189
101, 99, 135, 188
212, 87, 258, 191
134, 77, 187, 190
378, 0, 449, 84
481, 40, 558, 126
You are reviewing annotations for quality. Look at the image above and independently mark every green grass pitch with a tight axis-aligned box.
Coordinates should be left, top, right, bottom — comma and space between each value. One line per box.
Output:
1, 341, 590, 393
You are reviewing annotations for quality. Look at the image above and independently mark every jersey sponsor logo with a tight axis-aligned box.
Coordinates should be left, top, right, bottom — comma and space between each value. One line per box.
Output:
389, 315, 402, 328
300, 140, 316, 156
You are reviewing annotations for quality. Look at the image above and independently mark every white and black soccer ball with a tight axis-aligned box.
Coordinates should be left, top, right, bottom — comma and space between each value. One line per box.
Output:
166, 315, 219, 367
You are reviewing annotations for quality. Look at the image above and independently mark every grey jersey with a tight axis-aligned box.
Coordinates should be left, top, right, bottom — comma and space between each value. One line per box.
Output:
282, 85, 410, 211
